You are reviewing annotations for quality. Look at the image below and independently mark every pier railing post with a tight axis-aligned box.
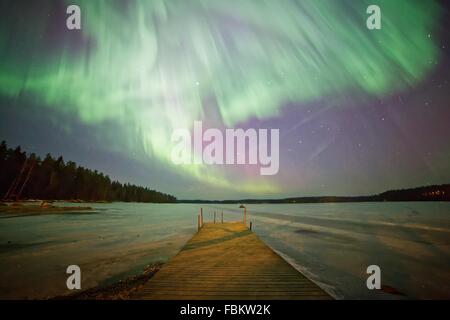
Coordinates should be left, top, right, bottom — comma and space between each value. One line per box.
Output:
244, 207, 247, 226
221, 211, 223, 223
200, 208, 203, 226
197, 214, 201, 232
214, 211, 216, 224
250, 221, 252, 231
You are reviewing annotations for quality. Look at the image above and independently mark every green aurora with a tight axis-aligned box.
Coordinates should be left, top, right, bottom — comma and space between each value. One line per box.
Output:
0, 0, 444, 195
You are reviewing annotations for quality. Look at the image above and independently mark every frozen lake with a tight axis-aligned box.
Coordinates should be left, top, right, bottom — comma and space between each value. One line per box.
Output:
0, 202, 449, 299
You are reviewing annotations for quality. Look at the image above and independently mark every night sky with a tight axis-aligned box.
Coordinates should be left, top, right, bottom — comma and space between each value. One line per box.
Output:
0, 0, 449, 200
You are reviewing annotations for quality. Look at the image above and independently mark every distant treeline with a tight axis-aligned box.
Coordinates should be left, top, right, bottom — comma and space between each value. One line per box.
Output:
179, 184, 450, 204
0, 141, 176, 203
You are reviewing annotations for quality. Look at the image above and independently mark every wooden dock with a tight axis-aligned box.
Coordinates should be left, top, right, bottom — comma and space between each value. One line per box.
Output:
133, 220, 331, 300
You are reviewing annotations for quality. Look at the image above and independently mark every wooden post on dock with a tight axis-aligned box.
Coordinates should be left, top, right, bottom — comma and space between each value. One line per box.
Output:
221, 211, 223, 223
244, 206, 247, 226
197, 214, 201, 231
214, 211, 216, 224
200, 208, 203, 226
249, 221, 252, 231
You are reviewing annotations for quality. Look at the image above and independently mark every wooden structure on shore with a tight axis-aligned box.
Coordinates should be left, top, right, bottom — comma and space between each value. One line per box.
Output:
133, 209, 331, 300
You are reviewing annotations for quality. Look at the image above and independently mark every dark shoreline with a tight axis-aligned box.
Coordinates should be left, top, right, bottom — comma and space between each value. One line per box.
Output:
178, 184, 450, 204
0, 202, 93, 216
1, 183, 448, 206
53, 263, 163, 300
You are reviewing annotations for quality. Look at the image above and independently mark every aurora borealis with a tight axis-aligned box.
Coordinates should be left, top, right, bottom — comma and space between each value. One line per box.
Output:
0, 0, 449, 199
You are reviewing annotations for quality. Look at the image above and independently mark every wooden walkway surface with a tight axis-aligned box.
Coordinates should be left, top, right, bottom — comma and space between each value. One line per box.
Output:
133, 222, 331, 300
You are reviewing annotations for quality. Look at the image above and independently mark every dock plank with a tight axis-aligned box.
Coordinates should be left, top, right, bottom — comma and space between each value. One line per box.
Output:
133, 222, 331, 300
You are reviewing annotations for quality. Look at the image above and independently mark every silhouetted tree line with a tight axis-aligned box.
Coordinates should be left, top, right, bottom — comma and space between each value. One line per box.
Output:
180, 185, 449, 204
0, 141, 176, 203
377, 184, 449, 202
